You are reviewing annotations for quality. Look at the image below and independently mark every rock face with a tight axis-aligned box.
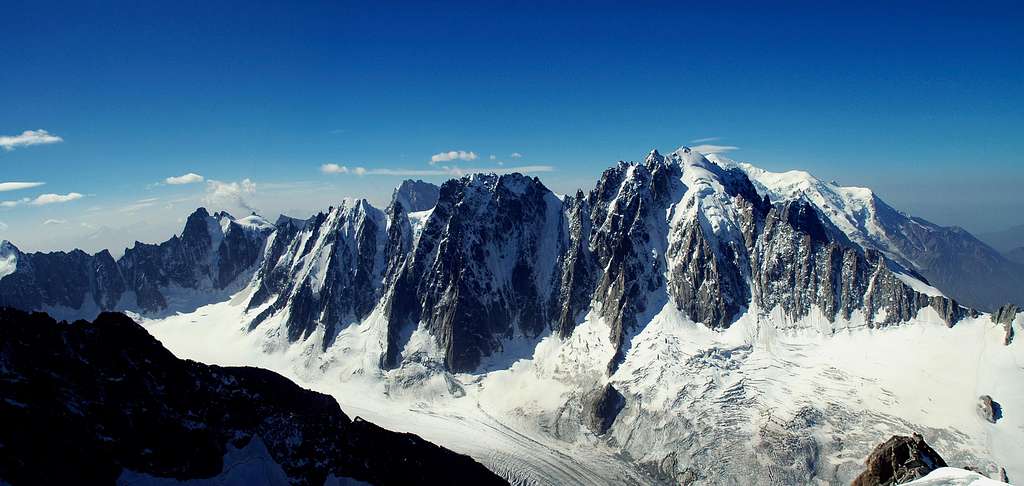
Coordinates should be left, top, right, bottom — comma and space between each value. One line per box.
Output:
380, 174, 566, 372
0, 308, 506, 486
245, 200, 386, 348
851, 433, 948, 486
719, 155, 1024, 312
0, 148, 983, 375
992, 304, 1019, 345
0, 209, 273, 316
584, 383, 626, 434
977, 395, 1002, 423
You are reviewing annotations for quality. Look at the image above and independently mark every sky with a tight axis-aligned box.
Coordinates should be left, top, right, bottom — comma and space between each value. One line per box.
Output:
2, 0, 1023, 254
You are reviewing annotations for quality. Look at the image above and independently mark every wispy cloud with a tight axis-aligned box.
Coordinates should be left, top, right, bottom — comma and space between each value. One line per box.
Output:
430, 150, 478, 165
165, 173, 204, 185
43, 219, 67, 225
0, 221, 7, 230
510, 152, 522, 159
322, 165, 555, 177
0, 129, 63, 151
690, 136, 721, 144
690, 144, 739, 154
0, 182, 45, 192
119, 197, 161, 213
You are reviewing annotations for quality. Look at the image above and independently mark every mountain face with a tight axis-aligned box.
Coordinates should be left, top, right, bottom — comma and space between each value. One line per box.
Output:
0, 148, 984, 374
0, 308, 505, 486
2, 147, 1021, 484
0, 209, 273, 318
245, 200, 386, 347
712, 155, 1024, 312
978, 223, 1024, 253
1006, 246, 1024, 264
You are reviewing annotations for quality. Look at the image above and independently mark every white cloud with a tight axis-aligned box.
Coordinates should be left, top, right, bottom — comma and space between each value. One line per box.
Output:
43, 219, 67, 225
0, 182, 45, 192
30, 193, 83, 206
489, 155, 497, 160
430, 150, 478, 165
1, 191, 83, 207
690, 136, 721, 144
510, 152, 522, 159
690, 144, 739, 154
0, 221, 7, 230
204, 179, 256, 212
321, 163, 349, 174
164, 173, 204, 185
0, 129, 63, 151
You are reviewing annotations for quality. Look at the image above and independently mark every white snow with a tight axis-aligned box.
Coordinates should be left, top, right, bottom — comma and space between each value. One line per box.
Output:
234, 214, 275, 232
142, 282, 1024, 485
905, 467, 1008, 485
895, 271, 945, 297
406, 208, 432, 243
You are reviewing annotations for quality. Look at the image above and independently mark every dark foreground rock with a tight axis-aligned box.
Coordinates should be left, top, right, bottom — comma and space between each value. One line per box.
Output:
0, 308, 506, 486
851, 433, 947, 486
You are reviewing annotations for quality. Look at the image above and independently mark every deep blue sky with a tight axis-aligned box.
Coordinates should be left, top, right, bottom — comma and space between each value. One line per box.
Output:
2, 1, 1022, 252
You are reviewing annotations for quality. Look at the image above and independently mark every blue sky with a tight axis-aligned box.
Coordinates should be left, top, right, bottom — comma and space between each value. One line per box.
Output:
2, 1, 1023, 253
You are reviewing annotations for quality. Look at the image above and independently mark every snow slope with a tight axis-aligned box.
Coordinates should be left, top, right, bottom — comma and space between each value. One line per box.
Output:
906, 467, 1008, 485
143, 284, 1024, 485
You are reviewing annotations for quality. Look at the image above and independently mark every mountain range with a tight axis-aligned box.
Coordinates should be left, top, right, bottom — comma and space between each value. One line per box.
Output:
1, 147, 1021, 485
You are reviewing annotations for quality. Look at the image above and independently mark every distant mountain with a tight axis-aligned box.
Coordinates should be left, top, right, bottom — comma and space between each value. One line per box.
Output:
710, 154, 1024, 311
0, 308, 505, 486
0, 209, 273, 320
979, 224, 1024, 253
1007, 246, 1024, 264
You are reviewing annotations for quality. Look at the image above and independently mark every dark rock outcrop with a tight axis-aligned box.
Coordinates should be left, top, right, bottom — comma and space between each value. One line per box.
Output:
0, 308, 506, 486
851, 433, 948, 486
992, 304, 1019, 345
977, 395, 1002, 423
584, 383, 626, 434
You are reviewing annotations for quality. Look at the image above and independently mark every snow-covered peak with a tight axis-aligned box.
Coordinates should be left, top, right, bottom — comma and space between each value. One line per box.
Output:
712, 154, 877, 205
233, 213, 274, 232
669, 145, 709, 166
0, 240, 18, 280
707, 153, 905, 261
